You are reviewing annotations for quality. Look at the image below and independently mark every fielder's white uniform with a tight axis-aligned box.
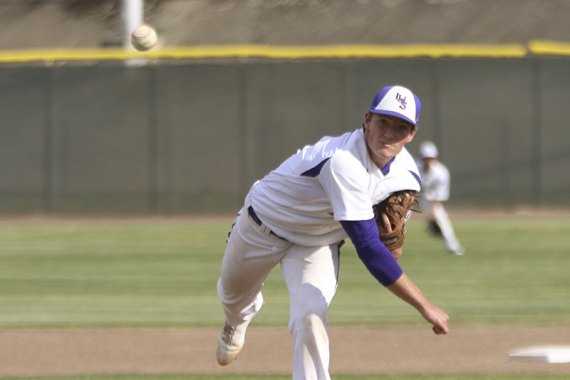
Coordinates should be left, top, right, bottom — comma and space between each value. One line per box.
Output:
218, 127, 420, 380
418, 158, 464, 254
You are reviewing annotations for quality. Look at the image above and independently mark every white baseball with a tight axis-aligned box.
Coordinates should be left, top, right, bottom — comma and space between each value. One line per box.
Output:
131, 24, 158, 51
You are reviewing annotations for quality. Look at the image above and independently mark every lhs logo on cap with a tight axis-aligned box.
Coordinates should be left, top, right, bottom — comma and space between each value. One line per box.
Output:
395, 93, 407, 109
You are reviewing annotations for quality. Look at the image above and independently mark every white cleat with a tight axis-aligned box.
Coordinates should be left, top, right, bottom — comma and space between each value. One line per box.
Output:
450, 247, 465, 256
216, 321, 248, 366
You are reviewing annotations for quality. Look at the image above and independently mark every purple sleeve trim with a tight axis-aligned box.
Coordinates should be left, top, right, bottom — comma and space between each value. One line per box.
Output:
340, 219, 403, 286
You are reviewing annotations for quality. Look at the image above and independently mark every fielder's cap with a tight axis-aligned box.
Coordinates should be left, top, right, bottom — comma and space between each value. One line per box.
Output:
369, 85, 421, 127
420, 141, 439, 158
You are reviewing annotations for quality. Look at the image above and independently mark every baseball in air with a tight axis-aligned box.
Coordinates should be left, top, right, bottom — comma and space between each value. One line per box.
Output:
130, 24, 158, 51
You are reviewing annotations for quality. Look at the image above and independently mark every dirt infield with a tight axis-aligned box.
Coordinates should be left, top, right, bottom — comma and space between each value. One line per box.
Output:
1, 325, 569, 377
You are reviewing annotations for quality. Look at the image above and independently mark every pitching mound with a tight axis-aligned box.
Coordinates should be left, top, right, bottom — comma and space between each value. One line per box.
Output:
1, 325, 569, 376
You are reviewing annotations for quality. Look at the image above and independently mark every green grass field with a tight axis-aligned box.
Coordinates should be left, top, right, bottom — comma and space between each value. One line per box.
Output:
1, 216, 568, 328
0, 215, 569, 379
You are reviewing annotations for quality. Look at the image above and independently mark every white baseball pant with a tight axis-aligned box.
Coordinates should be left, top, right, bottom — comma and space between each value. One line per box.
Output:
217, 205, 341, 380
431, 202, 462, 252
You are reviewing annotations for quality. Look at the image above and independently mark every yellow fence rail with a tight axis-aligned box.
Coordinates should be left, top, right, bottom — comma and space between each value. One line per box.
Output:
0, 41, 568, 63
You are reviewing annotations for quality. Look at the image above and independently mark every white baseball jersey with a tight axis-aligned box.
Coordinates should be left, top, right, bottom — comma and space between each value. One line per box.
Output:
249, 128, 421, 247
418, 160, 450, 202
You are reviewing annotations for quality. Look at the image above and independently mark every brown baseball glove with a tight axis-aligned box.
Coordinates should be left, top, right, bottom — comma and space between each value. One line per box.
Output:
372, 190, 420, 257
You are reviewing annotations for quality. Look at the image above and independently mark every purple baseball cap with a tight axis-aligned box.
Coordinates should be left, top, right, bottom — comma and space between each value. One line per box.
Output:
369, 85, 422, 127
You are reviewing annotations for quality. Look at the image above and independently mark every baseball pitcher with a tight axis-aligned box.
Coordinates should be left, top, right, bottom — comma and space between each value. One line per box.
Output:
216, 85, 450, 380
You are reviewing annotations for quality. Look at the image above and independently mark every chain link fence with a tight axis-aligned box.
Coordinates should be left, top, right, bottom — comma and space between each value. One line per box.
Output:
0, 57, 568, 214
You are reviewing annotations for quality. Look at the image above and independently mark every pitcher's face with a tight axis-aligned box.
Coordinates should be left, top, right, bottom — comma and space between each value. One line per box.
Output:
363, 113, 417, 167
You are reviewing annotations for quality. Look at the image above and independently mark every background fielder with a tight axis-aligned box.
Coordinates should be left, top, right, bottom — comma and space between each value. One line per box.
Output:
417, 141, 465, 256
216, 85, 450, 380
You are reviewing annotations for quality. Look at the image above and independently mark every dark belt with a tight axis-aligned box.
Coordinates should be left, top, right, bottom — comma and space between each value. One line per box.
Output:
247, 206, 288, 241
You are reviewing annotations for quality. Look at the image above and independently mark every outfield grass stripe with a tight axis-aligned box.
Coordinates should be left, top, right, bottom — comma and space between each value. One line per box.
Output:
0, 217, 568, 327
